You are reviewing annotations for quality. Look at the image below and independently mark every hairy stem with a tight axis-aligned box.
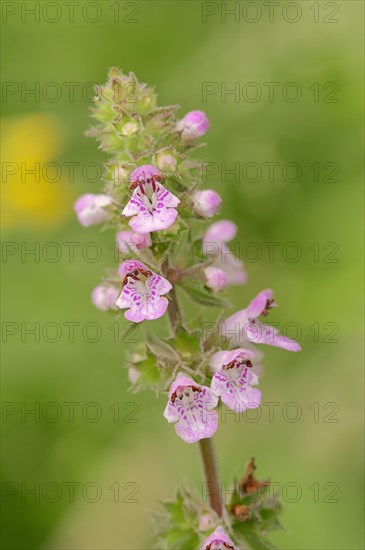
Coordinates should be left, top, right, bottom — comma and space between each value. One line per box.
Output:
162, 257, 182, 332
163, 256, 223, 517
199, 438, 223, 517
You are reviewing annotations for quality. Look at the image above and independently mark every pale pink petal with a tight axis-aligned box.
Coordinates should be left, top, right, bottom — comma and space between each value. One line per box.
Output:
245, 289, 274, 319
210, 348, 260, 413
201, 527, 238, 550
203, 220, 237, 249
246, 322, 301, 351
74, 193, 112, 227
123, 182, 180, 234
210, 349, 255, 372
129, 205, 178, 233
118, 259, 147, 278
116, 260, 172, 322
163, 374, 219, 444
147, 273, 173, 296
130, 164, 160, 182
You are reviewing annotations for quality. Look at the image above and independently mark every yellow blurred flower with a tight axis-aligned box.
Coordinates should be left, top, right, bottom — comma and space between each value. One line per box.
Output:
1, 113, 72, 229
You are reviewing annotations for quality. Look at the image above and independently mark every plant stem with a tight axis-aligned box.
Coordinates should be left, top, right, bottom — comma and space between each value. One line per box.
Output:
163, 256, 223, 517
198, 438, 223, 517
162, 258, 182, 332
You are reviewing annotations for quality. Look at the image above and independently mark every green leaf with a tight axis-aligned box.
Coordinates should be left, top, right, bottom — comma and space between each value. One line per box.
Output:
235, 526, 278, 550
168, 326, 202, 358
137, 352, 160, 386
153, 485, 213, 550
146, 335, 181, 365
181, 282, 229, 308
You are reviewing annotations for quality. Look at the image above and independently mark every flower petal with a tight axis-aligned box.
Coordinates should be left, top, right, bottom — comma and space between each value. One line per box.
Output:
246, 321, 301, 351
163, 375, 219, 444
210, 349, 255, 372
203, 220, 237, 249
245, 289, 274, 319
201, 527, 238, 550
211, 366, 261, 412
129, 205, 178, 233
116, 261, 172, 322
123, 182, 180, 233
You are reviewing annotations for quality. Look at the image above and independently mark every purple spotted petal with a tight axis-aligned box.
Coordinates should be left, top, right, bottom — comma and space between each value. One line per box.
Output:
210, 349, 260, 413
116, 260, 172, 323
211, 367, 261, 413
163, 373, 218, 444
201, 527, 238, 550
118, 259, 148, 278
122, 181, 180, 233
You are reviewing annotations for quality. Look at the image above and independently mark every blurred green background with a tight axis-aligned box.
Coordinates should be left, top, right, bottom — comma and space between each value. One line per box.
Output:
1, 1, 364, 549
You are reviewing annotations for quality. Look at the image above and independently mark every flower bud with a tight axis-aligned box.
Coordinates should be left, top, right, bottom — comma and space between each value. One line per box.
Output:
91, 284, 119, 311
198, 512, 216, 532
112, 165, 129, 184
204, 266, 229, 292
176, 110, 210, 142
231, 504, 251, 521
192, 190, 221, 218
116, 230, 152, 254
203, 220, 237, 248
121, 121, 139, 136
156, 152, 177, 172
128, 367, 141, 385
74, 194, 112, 227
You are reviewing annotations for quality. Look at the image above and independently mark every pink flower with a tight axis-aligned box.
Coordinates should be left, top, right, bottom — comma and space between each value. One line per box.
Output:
163, 373, 218, 443
199, 513, 216, 532
116, 259, 172, 323
116, 230, 151, 254
91, 284, 119, 311
201, 527, 238, 550
210, 349, 261, 412
74, 194, 112, 227
176, 110, 210, 142
203, 220, 247, 285
205, 266, 229, 292
220, 289, 301, 352
192, 190, 221, 218
122, 165, 180, 233
128, 367, 141, 385
156, 152, 177, 172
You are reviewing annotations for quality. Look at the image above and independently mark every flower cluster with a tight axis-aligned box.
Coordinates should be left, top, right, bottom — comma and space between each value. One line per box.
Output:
163, 348, 260, 444
75, 69, 300, 550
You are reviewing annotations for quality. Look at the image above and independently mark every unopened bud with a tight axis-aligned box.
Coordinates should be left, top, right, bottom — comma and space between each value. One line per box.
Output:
156, 152, 177, 172
92, 284, 119, 311
176, 110, 210, 142
192, 190, 221, 218
74, 194, 112, 227
205, 266, 228, 292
